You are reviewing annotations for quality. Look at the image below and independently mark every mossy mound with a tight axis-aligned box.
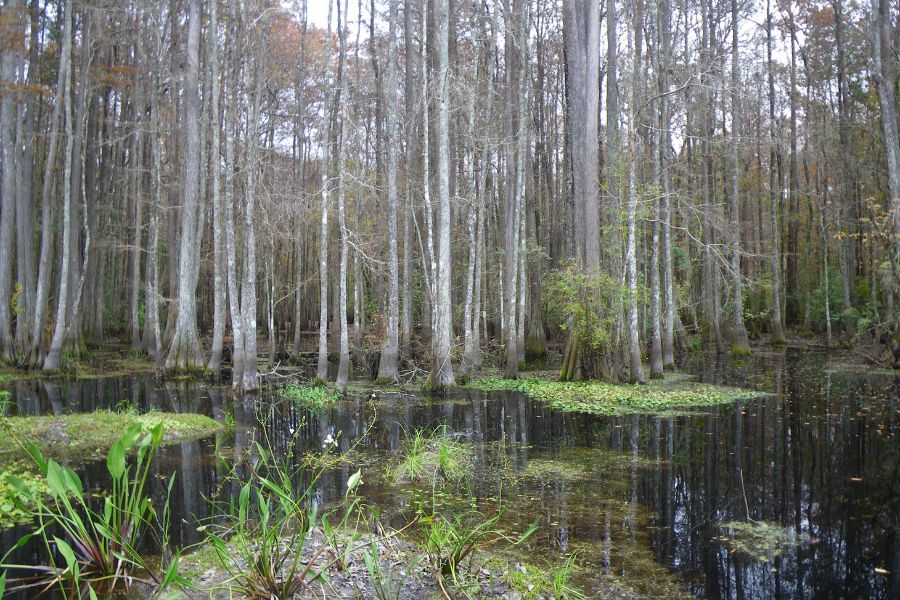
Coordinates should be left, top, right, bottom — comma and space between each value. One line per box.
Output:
0, 411, 222, 464
463, 373, 765, 416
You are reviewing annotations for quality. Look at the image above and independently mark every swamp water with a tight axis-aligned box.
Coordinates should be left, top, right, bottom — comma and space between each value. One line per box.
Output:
1, 350, 897, 599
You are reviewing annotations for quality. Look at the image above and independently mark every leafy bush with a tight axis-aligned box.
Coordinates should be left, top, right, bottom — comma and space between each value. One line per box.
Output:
544, 263, 624, 355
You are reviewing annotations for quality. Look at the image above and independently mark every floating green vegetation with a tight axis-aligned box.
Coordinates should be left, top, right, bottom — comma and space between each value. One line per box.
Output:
389, 426, 474, 485
278, 382, 341, 411
0, 410, 222, 463
716, 520, 811, 563
0, 465, 51, 528
464, 374, 765, 415
521, 447, 657, 484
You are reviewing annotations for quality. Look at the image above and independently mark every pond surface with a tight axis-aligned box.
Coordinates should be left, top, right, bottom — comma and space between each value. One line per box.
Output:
1, 350, 897, 599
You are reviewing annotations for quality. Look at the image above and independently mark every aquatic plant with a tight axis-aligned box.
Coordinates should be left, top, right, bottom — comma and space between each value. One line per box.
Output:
278, 382, 340, 411
390, 425, 473, 484
420, 509, 537, 588
716, 520, 810, 563
463, 375, 765, 415
0, 422, 187, 598
206, 443, 324, 598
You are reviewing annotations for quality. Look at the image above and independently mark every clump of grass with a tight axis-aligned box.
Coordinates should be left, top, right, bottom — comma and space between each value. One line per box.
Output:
279, 382, 340, 411
504, 554, 586, 599
463, 374, 765, 415
390, 426, 473, 484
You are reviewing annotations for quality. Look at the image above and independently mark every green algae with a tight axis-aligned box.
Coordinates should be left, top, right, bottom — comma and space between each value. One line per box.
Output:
463, 373, 765, 415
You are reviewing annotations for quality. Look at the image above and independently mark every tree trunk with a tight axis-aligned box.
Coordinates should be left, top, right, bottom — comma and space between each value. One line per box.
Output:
43, 0, 74, 371
871, 0, 900, 338
166, 0, 204, 371
729, 0, 750, 354
208, 0, 225, 373
626, 0, 644, 383
316, 0, 336, 383
377, 0, 401, 382
335, 0, 350, 391
767, 0, 786, 343
0, 0, 22, 361
431, 0, 455, 390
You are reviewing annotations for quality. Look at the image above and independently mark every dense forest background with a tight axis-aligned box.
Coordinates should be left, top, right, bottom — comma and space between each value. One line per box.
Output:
0, 0, 897, 391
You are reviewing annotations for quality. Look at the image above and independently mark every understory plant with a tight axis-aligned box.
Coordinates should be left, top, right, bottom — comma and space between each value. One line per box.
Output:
0, 421, 187, 599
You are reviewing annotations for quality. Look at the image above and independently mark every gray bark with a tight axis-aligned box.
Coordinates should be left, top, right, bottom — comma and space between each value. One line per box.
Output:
335, 0, 350, 390
730, 0, 750, 353
43, 0, 74, 371
431, 0, 455, 390
625, 0, 644, 383
0, 0, 22, 361
316, 0, 336, 382
208, 0, 225, 373
871, 0, 900, 320
166, 0, 204, 371
377, 0, 401, 382
767, 0, 785, 342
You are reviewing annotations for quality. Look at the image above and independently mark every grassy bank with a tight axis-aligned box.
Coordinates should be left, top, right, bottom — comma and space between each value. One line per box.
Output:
0, 410, 222, 463
463, 373, 765, 415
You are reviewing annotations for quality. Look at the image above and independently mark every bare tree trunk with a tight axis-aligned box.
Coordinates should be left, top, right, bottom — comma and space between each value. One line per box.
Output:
729, 0, 750, 354
240, 32, 263, 393
145, 40, 163, 365
28, 0, 57, 367
14, 0, 37, 355
224, 0, 243, 386
658, 0, 675, 367
871, 0, 900, 337
377, 0, 401, 382
767, 0, 786, 343
431, 0, 455, 390
128, 27, 145, 352
208, 0, 225, 373
316, 0, 336, 382
401, 0, 415, 353
0, 0, 22, 361
43, 0, 74, 371
335, 0, 350, 390
166, 0, 204, 371
626, 0, 644, 383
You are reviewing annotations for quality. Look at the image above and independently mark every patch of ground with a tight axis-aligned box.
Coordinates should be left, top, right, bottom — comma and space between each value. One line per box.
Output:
0, 411, 222, 464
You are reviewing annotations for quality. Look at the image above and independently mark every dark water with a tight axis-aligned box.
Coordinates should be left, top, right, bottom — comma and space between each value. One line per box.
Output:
1, 350, 897, 599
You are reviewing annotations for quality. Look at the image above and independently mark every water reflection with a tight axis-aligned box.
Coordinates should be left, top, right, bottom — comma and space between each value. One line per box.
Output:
0, 351, 896, 598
